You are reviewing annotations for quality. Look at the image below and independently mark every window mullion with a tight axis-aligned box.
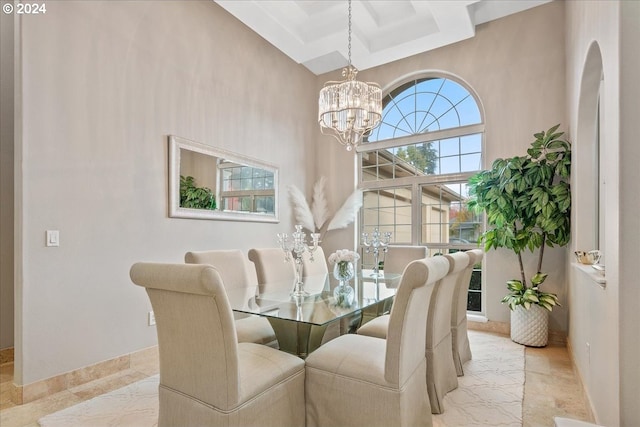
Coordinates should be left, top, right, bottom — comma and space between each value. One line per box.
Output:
357, 123, 485, 153
360, 172, 476, 191
411, 183, 421, 245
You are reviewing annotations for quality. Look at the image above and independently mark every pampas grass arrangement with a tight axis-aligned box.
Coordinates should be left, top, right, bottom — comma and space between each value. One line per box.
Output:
287, 184, 315, 233
287, 176, 362, 240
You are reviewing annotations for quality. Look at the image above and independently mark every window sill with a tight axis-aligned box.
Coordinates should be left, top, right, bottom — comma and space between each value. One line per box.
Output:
573, 262, 606, 289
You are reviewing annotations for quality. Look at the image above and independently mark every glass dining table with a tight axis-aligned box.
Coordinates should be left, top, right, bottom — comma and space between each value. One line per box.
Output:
225, 270, 401, 358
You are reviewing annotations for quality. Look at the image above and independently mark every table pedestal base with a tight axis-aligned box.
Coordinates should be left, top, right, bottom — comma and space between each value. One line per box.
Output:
267, 318, 330, 359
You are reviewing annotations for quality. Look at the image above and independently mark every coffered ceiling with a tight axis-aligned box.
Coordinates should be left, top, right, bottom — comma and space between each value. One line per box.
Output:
214, 0, 552, 75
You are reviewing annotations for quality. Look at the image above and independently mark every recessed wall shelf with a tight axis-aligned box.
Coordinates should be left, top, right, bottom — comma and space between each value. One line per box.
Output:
573, 262, 606, 289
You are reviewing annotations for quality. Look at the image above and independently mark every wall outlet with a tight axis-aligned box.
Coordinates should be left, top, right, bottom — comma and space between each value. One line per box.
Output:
586, 342, 590, 365
148, 311, 156, 326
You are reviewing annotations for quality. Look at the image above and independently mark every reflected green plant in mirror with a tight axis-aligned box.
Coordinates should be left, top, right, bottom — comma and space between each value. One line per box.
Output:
180, 175, 216, 210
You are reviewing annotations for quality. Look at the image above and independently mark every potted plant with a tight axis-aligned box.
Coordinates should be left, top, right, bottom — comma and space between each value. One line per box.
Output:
467, 124, 571, 346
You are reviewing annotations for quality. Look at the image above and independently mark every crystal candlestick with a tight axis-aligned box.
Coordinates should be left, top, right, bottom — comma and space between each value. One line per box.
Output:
361, 228, 392, 278
277, 225, 321, 297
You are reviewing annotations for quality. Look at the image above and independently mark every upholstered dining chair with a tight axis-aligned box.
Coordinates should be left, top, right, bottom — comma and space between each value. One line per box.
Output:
301, 246, 341, 343
185, 249, 278, 348
248, 247, 296, 294
360, 245, 429, 326
368, 244, 429, 321
301, 246, 329, 293
129, 263, 305, 427
451, 249, 484, 376
383, 245, 429, 275
305, 256, 450, 427
357, 251, 470, 414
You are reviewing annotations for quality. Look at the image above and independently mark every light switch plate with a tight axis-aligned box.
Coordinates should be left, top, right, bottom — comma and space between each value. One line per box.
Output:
46, 230, 59, 247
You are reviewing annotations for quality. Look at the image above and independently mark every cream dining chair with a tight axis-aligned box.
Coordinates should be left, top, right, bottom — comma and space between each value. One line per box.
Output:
250, 246, 329, 293
361, 245, 429, 325
301, 246, 329, 294
301, 246, 342, 342
383, 245, 429, 275
248, 247, 296, 294
185, 249, 278, 348
451, 249, 484, 376
357, 251, 470, 414
305, 255, 450, 427
129, 262, 305, 427
365, 244, 429, 322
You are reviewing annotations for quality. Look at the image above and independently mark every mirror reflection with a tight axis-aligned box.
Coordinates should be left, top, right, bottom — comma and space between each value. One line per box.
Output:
169, 135, 279, 222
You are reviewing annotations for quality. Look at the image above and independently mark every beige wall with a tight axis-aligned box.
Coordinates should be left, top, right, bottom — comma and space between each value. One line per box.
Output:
566, 1, 640, 425
317, 1, 569, 331
0, 3, 15, 350
618, 2, 640, 423
13, 1, 316, 385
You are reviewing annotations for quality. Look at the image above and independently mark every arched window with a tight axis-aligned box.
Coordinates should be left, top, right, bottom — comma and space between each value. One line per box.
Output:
369, 77, 482, 141
359, 74, 485, 312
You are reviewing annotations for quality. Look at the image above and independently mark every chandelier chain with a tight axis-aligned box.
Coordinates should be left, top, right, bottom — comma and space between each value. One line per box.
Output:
347, 0, 352, 67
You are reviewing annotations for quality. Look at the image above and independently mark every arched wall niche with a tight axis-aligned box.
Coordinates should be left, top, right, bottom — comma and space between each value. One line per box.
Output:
574, 42, 604, 256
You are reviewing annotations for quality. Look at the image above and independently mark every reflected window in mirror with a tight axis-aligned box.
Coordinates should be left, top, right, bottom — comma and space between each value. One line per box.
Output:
219, 162, 275, 214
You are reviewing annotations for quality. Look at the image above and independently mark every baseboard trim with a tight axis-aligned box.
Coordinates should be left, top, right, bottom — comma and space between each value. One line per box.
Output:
566, 338, 598, 423
10, 346, 158, 405
467, 314, 488, 323
468, 319, 567, 345
0, 347, 14, 365
468, 318, 510, 335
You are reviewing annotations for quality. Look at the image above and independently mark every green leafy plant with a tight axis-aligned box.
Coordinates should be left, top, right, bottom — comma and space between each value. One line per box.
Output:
180, 175, 216, 210
467, 124, 571, 311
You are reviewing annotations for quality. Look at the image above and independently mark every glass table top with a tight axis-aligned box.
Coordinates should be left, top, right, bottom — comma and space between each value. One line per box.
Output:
226, 270, 401, 326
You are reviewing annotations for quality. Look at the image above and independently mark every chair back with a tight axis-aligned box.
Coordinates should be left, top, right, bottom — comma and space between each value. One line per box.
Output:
384, 245, 429, 275
248, 248, 296, 293
302, 246, 328, 276
384, 256, 450, 385
301, 246, 329, 294
452, 249, 483, 327
428, 252, 469, 347
185, 249, 258, 289
130, 263, 240, 409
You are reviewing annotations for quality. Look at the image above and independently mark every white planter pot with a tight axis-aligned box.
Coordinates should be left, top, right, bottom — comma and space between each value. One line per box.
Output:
510, 304, 549, 347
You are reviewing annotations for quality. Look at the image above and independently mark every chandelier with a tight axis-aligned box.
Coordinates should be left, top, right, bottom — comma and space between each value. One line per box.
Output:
318, 0, 382, 151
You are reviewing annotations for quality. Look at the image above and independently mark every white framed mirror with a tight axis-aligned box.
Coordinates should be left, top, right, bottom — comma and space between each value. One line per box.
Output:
168, 135, 279, 222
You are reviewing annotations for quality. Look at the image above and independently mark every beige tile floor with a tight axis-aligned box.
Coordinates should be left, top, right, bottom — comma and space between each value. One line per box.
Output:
523, 342, 595, 426
0, 331, 595, 427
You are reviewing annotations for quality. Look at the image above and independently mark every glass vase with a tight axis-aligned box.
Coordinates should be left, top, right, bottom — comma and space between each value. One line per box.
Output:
333, 261, 355, 307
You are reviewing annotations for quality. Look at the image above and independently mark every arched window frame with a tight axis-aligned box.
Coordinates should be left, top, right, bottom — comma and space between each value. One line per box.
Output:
357, 72, 485, 312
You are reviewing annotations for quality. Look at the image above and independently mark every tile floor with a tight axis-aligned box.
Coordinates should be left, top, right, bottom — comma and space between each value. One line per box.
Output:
0, 331, 595, 427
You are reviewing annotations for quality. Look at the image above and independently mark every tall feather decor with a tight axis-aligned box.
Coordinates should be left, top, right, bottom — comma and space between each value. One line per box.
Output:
287, 184, 315, 233
311, 176, 330, 230
327, 189, 363, 231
